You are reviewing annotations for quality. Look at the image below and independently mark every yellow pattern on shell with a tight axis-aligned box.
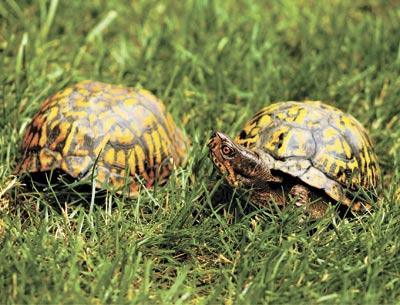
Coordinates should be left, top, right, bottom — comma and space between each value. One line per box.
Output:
151, 130, 163, 165
17, 80, 187, 194
235, 101, 380, 206
103, 148, 115, 165
134, 145, 146, 173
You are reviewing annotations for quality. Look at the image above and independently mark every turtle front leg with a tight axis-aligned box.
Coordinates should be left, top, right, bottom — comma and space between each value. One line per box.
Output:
289, 184, 328, 219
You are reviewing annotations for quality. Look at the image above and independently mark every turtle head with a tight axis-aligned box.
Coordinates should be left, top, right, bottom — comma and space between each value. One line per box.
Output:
208, 132, 273, 188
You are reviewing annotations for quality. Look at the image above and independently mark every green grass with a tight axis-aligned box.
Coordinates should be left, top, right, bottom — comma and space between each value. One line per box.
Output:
1, 0, 400, 304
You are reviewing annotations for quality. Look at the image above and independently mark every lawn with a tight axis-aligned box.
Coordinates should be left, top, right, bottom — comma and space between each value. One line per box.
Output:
1, 0, 400, 304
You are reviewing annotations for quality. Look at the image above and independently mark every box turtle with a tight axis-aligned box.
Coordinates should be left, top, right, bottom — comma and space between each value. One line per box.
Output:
17, 81, 187, 194
208, 101, 380, 218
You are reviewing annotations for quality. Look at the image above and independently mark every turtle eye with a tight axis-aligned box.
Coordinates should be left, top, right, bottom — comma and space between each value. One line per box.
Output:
221, 144, 235, 157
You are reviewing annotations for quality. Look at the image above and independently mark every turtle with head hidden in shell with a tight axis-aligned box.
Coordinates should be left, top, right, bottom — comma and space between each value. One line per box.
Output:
17, 81, 187, 195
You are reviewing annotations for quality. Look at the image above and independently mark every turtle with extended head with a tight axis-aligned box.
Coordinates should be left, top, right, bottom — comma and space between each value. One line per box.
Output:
208, 101, 380, 218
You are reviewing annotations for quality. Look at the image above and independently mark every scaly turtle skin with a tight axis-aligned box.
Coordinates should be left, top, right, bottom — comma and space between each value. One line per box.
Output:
208, 101, 380, 218
17, 81, 187, 194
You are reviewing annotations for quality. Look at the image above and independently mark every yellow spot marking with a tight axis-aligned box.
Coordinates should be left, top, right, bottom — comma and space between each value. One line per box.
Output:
284, 116, 296, 123
307, 121, 320, 129
242, 122, 256, 135
135, 145, 145, 172
324, 156, 334, 173
236, 136, 259, 148
249, 127, 260, 138
61, 160, 68, 174
65, 111, 88, 118
128, 151, 136, 175
341, 115, 353, 128
294, 108, 307, 124
287, 106, 299, 116
59, 88, 73, 99
347, 159, 358, 171
332, 159, 347, 174
322, 127, 338, 138
157, 126, 171, 156
123, 98, 138, 107
93, 134, 110, 156
277, 131, 292, 155
264, 126, 289, 151
75, 99, 90, 108
143, 133, 155, 166
101, 93, 114, 102
346, 159, 360, 186
73, 149, 88, 156
342, 140, 352, 159
117, 129, 135, 145
364, 148, 371, 165
69, 161, 82, 177
235, 122, 259, 148
38, 122, 48, 147
152, 130, 162, 164
49, 121, 70, 150
116, 150, 125, 167
62, 123, 77, 156
39, 149, 58, 169
143, 113, 157, 127
257, 115, 272, 127
104, 148, 115, 165
261, 103, 282, 113
47, 107, 59, 122
276, 112, 286, 120
50, 119, 60, 130
359, 154, 366, 172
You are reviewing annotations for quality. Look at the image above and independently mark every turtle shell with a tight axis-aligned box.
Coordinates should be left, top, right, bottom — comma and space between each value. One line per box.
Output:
17, 80, 187, 194
235, 101, 380, 206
